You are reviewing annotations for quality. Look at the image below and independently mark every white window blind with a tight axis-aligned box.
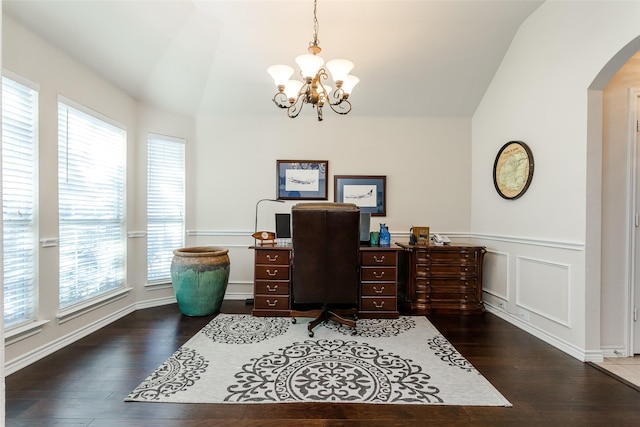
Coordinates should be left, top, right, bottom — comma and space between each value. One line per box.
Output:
58, 100, 126, 308
2, 76, 38, 328
147, 134, 185, 283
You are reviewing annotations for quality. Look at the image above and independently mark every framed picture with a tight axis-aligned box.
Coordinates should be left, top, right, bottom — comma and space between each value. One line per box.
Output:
277, 160, 328, 200
334, 175, 386, 216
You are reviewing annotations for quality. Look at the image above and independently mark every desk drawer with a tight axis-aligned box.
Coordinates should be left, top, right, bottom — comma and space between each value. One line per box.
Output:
416, 264, 478, 277
361, 282, 396, 297
255, 250, 290, 265
361, 251, 396, 266
254, 295, 290, 310
255, 280, 290, 296
361, 266, 396, 282
360, 296, 396, 312
255, 265, 290, 280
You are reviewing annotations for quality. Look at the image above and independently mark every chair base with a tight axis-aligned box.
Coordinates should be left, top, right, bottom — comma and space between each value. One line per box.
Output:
291, 305, 358, 337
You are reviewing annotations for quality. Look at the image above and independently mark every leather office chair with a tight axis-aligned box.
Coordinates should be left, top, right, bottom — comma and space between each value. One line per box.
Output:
290, 202, 360, 336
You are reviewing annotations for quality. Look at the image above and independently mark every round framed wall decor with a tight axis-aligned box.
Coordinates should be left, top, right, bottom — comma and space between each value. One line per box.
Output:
493, 140, 534, 200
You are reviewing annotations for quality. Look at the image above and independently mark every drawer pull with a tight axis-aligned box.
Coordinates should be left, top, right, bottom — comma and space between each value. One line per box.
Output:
373, 271, 385, 279
266, 269, 278, 277
373, 286, 385, 294
266, 254, 279, 262
373, 301, 385, 308
266, 284, 278, 292
373, 255, 385, 263
266, 299, 278, 307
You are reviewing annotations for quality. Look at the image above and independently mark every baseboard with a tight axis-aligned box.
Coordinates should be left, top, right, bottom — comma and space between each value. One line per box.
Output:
5, 303, 136, 375
484, 303, 603, 362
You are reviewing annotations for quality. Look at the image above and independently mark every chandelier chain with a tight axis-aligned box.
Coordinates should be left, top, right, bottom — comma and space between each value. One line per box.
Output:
311, 0, 320, 48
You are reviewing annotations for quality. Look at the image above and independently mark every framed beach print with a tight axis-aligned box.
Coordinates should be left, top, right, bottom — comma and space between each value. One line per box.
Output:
334, 175, 386, 216
277, 160, 328, 200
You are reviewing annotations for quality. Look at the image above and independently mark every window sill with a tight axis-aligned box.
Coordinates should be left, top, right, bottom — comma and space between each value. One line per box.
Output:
5, 320, 50, 345
56, 287, 132, 324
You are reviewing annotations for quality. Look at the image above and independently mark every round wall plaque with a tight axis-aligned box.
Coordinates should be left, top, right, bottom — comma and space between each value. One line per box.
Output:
493, 141, 534, 200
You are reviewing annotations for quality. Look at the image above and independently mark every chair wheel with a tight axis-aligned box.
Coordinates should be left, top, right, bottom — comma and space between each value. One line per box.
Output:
291, 318, 296, 324
308, 331, 314, 337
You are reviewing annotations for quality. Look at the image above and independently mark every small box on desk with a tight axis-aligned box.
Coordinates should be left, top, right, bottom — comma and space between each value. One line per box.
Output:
411, 226, 430, 245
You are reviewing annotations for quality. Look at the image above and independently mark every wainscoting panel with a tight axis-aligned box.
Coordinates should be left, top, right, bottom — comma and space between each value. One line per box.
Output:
483, 250, 509, 301
516, 256, 571, 327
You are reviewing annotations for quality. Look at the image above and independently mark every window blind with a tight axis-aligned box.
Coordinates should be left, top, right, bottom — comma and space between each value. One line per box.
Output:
147, 134, 185, 283
58, 100, 126, 308
2, 76, 38, 327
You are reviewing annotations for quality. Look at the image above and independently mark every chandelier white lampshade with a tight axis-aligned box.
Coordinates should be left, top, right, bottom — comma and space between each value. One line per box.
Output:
284, 80, 304, 100
267, 65, 294, 89
325, 59, 354, 83
295, 54, 325, 80
341, 75, 360, 95
267, 0, 358, 121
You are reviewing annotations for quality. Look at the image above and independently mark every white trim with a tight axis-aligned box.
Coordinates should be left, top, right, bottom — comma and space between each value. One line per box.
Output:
127, 231, 147, 238
135, 296, 176, 310
148, 132, 186, 145
56, 287, 131, 324
57, 94, 126, 131
5, 303, 136, 375
515, 256, 572, 328
4, 320, 49, 346
484, 303, 601, 362
471, 233, 584, 251
39, 237, 59, 247
625, 88, 640, 356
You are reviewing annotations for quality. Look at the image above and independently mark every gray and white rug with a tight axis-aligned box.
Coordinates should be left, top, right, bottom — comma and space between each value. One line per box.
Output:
126, 314, 511, 406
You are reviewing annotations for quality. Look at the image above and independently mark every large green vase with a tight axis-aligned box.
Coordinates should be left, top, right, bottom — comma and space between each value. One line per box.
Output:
170, 246, 230, 316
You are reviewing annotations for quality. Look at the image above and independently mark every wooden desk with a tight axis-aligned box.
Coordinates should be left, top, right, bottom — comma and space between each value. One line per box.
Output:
250, 245, 401, 318
396, 243, 486, 315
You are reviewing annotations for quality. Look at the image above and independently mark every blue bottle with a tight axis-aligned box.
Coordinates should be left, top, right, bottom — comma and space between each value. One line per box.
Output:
379, 223, 391, 247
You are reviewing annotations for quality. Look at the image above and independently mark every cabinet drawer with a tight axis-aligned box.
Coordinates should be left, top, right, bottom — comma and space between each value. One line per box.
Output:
360, 296, 396, 312
361, 266, 396, 282
255, 265, 290, 280
430, 291, 478, 302
361, 282, 396, 297
421, 264, 478, 276
254, 295, 290, 310
255, 280, 290, 296
427, 278, 479, 289
255, 250, 290, 265
417, 249, 480, 263
361, 251, 396, 266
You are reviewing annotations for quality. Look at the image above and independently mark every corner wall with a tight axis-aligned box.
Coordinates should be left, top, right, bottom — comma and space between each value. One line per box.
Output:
472, 1, 640, 360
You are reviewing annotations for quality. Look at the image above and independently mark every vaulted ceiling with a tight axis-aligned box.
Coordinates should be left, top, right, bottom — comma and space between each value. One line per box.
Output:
3, 0, 543, 118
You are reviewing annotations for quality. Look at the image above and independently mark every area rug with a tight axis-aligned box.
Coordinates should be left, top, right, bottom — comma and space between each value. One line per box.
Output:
126, 314, 511, 406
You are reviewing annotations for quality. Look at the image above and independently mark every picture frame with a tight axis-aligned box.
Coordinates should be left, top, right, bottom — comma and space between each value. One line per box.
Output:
334, 175, 386, 216
277, 160, 328, 200
412, 226, 430, 245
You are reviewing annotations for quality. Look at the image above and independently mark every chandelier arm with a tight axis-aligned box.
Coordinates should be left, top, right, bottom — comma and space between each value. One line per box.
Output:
326, 98, 352, 115
272, 92, 292, 109
287, 94, 306, 118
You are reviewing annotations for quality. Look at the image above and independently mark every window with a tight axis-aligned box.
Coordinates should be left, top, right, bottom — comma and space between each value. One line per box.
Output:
58, 99, 126, 308
147, 134, 185, 283
2, 75, 38, 328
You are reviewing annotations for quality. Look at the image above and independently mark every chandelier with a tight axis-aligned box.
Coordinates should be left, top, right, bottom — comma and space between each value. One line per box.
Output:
267, 0, 359, 121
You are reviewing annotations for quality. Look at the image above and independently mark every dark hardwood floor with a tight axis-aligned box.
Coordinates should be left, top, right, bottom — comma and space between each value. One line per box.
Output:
6, 301, 640, 426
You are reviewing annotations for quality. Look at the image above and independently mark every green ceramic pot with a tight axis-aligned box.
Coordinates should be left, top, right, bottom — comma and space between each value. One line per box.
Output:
170, 246, 230, 316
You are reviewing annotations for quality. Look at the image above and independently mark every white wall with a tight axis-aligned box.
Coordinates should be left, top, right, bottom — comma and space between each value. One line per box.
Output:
472, 1, 640, 361
2, 16, 194, 372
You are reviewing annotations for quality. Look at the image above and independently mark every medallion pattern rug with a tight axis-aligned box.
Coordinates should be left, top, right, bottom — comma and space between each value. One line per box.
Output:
126, 314, 511, 406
